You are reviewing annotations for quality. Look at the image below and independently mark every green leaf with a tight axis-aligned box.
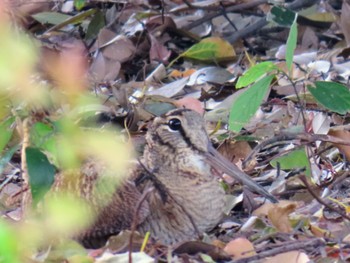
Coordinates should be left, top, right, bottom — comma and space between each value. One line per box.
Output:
0, 117, 15, 154
307, 81, 350, 114
229, 75, 273, 132
270, 6, 297, 26
26, 147, 56, 205
286, 14, 298, 74
43, 9, 97, 34
32, 12, 72, 25
30, 122, 57, 160
183, 42, 216, 60
181, 37, 235, 61
236, 62, 277, 88
0, 220, 19, 263
85, 10, 105, 40
270, 148, 310, 176
74, 0, 86, 10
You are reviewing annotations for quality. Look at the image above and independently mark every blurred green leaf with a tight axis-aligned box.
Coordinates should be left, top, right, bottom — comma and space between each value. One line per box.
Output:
236, 62, 277, 88
44, 194, 93, 236
229, 75, 273, 132
30, 122, 58, 163
0, 116, 15, 154
308, 81, 350, 114
74, 0, 86, 11
0, 220, 19, 263
26, 147, 56, 205
270, 148, 310, 176
0, 28, 37, 90
286, 14, 298, 74
270, 6, 296, 26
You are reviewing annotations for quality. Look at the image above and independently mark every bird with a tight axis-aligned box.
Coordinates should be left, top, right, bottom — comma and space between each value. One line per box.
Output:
53, 108, 277, 248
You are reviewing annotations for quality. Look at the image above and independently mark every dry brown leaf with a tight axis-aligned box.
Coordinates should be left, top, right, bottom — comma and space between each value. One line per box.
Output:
268, 203, 296, 233
149, 33, 171, 63
341, 0, 350, 46
301, 26, 318, 50
174, 97, 204, 115
89, 52, 121, 82
217, 140, 252, 165
223, 237, 256, 259
328, 129, 350, 161
264, 251, 310, 263
253, 200, 299, 233
173, 241, 230, 261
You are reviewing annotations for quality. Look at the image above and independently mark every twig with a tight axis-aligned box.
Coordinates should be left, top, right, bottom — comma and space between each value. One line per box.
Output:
233, 238, 324, 263
129, 186, 155, 263
182, 0, 268, 30
298, 175, 350, 222
226, 17, 268, 44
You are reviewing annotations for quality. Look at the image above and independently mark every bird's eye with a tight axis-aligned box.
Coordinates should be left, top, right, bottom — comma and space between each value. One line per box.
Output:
168, 118, 182, 131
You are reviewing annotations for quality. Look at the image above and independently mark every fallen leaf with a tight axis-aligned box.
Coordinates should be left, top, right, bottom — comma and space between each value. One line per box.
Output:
328, 129, 350, 162
223, 237, 256, 259
264, 251, 310, 263
174, 97, 204, 115
253, 200, 299, 233
149, 33, 171, 63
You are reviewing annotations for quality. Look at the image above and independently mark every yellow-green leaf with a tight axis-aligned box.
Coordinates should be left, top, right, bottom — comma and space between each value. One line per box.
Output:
182, 37, 235, 61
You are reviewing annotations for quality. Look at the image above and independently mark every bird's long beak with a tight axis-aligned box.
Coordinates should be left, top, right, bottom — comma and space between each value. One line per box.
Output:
205, 144, 278, 203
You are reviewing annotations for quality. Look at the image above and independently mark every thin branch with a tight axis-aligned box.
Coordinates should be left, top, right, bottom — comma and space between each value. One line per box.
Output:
233, 238, 325, 263
182, 0, 268, 30
298, 175, 350, 222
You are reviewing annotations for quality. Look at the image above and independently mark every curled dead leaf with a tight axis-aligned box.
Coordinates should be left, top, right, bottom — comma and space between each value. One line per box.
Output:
253, 200, 299, 233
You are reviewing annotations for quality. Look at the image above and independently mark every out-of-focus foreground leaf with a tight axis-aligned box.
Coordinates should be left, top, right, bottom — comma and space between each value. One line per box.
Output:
25, 147, 56, 205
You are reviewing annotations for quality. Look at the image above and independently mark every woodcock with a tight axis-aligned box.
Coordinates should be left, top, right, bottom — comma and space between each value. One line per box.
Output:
54, 108, 277, 248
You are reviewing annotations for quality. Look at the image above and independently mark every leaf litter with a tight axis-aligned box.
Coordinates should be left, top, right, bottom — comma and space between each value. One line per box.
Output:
2, 0, 350, 262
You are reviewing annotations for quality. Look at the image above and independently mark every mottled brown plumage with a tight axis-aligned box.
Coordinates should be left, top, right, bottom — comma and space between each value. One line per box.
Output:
54, 108, 276, 248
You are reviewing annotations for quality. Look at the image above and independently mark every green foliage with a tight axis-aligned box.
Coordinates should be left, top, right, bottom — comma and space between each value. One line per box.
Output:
32, 12, 72, 25
168, 37, 235, 67
286, 14, 298, 74
308, 81, 350, 114
26, 147, 56, 205
230, 10, 299, 133
85, 10, 105, 40
74, 0, 87, 11
0, 220, 19, 263
229, 75, 274, 132
270, 148, 311, 177
269, 6, 296, 26
236, 62, 277, 89
0, 9, 132, 261
30, 122, 58, 158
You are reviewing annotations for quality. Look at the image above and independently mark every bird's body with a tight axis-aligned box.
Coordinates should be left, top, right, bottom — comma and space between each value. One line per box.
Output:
53, 108, 276, 248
